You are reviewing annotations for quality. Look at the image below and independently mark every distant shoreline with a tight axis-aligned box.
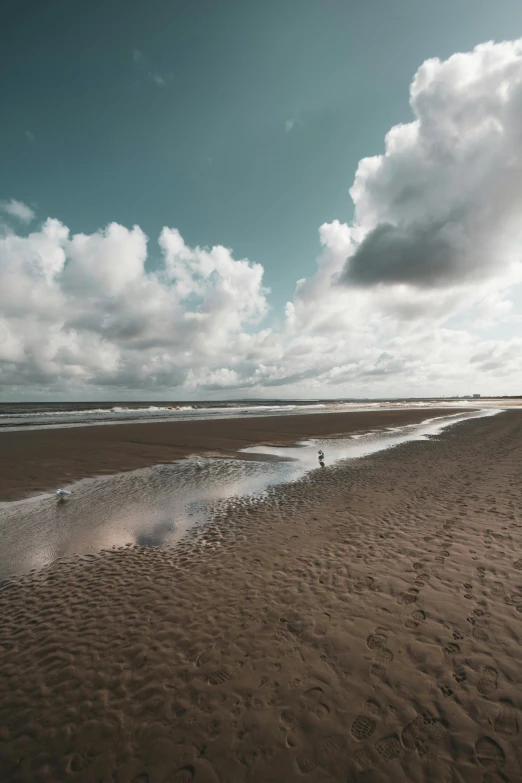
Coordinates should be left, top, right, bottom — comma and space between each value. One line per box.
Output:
0, 398, 485, 432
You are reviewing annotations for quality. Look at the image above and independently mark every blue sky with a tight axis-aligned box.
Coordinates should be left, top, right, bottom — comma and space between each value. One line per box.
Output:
3, 0, 522, 309
1, 1, 522, 399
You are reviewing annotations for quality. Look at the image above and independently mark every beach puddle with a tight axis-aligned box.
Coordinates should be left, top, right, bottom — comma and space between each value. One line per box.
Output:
0, 408, 500, 579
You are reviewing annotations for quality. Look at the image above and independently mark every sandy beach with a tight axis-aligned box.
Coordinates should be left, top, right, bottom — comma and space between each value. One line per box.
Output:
1, 409, 522, 782
0, 407, 468, 502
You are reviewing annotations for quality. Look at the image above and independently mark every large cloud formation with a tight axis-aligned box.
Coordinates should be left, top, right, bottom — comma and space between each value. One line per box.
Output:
342, 39, 522, 287
0, 220, 269, 393
1, 38, 522, 398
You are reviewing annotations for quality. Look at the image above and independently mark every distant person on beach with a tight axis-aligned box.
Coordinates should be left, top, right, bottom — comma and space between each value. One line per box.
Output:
318, 449, 325, 466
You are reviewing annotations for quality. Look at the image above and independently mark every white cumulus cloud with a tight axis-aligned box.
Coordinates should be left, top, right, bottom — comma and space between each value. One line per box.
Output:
0, 219, 270, 394
341, 39, 522, 289
1, 199, 35, 224
2, 38, 522, 398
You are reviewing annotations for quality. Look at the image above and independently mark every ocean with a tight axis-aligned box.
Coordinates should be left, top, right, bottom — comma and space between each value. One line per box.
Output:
0, 398, 475, 432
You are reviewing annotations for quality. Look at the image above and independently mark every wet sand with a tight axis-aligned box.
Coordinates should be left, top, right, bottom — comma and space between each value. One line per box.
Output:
2, 409, 522, 782
0, 407, 468, 502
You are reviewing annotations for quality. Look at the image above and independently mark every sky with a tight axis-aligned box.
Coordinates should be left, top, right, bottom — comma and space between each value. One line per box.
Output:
1, 0, 522, 400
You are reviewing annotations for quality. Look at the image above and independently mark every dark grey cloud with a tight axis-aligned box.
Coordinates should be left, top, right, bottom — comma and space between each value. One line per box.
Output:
340, 219, 481, 288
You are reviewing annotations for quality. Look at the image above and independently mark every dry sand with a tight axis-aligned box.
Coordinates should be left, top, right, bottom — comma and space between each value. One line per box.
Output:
1, 409, 522, 782
0, 407, 468, 502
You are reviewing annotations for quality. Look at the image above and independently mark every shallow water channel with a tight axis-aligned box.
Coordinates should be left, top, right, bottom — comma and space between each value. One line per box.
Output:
0, 408, 500, 580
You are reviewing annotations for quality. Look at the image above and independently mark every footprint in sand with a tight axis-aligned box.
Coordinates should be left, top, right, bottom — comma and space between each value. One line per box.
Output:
364, 699, 381, 715
401, 714, 447, 753
302, 687, 330, 719
172, 767, 195, 783
354, 576, 375, 591
281, 708, 299, 728
399, 588, 419, 605
314, 734, 348, 773
304, 686, 324, 701
366, 629, 392, 678
280, 610, 307, 634
313, 613, 331, 636
443, 642, 460, 656
318, 734, 347, 759
296, 756, 317, 774
353, 747, 375, 772
475, 737, 505, 769
504, 591, 522, 607
351, 714, 377, 741
351, 701, 381, 741
374, 733, 402, 762
285, 732, 299, 749
366, 632, 387, 650
494, 702, 519, 738
405, 610, 425, 630
66, 753, 95, 775
370, 663, 387, 680
207, 669, 230, 686
280, 610, 302, 624
477, 666, 498, 697
375, 647, 394, 664
473, 626, 490, 642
